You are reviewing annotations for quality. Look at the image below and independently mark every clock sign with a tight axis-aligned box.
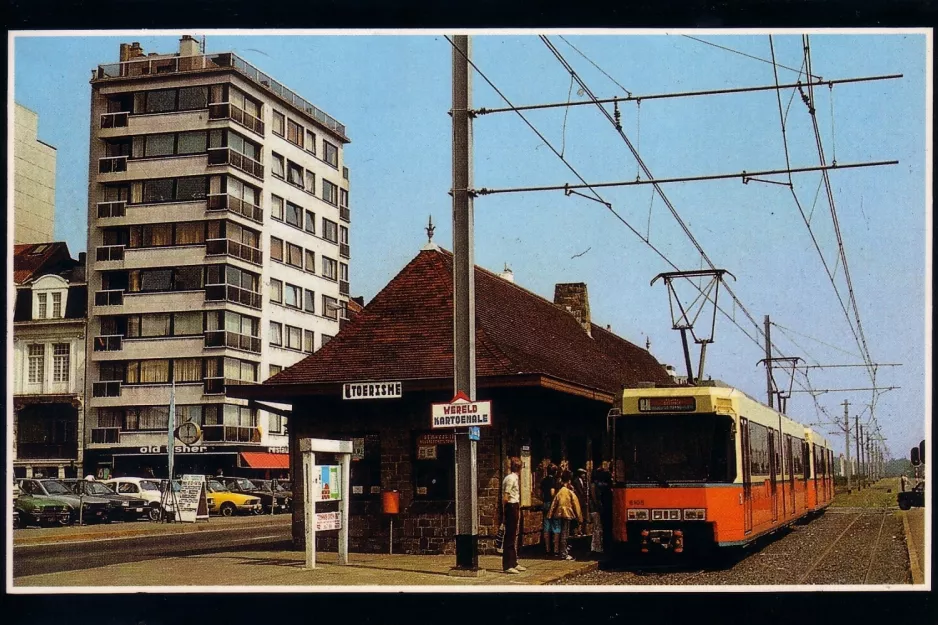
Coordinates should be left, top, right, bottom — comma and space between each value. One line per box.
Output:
175, 422, 202, 446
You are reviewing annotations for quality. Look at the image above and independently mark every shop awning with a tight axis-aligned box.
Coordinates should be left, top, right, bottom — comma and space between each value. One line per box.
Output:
240, 451, 290, 469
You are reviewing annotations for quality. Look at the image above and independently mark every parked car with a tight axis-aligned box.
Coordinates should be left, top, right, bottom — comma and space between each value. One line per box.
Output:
204, 479, 262, 516
14, 485, 73, 528
61, 479, 150, 522
255, 479, 293, 512
898, 481, 926, 510
17, 478, 110, 524
102, 477, 168, 521
220, 477, 289, 513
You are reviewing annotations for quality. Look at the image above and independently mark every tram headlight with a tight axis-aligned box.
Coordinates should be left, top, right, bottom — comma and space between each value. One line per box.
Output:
683, 508, 706, 521
651, 509, 663, 521
627, 509, 649, 521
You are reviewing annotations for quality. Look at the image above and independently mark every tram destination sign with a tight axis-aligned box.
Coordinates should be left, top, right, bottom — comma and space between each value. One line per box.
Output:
431, 392, 493, 429
638, 396, 697, 412
343, 381, 402, 400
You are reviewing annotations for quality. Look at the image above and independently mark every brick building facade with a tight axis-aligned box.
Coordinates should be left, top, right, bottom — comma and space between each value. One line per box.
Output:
232, 245, 672, 555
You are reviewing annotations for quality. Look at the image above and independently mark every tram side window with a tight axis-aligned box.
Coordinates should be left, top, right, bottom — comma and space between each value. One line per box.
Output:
802, 441, 810, 481
792, 438, 805, 478
749, 422, 770, 476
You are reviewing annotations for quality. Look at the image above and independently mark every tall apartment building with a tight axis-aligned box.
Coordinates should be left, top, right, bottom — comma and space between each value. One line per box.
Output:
84, 36, 352, 479
14, 103, 57, 244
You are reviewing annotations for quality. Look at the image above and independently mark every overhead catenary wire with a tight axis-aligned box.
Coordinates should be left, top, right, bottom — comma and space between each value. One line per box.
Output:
683, 34, 822, 80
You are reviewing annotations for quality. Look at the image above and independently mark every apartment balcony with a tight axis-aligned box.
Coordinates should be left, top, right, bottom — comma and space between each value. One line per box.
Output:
92, 335, 205, 361
207, 147, 264, 180
118, 290, 207, 316
339, 280, 350, 296
121, 245, 207, 270
205, 238, 262, 266
93, 334, 123, 352
201, 425, 262, 444
339, 206, 350, 223
204, 284, 262, 310
203, 330, 262, 354
100, 111, 129, 129
98, 155, 128, 174
96, 244, 125, 263
90, 381, 206, 408
94, 289, 125, 307
208, 102, 265, 137
96, 201, 127, 219
339, 243, 350, 259
94, 53, 349, 142
206, 193, 263, 224
203, 377, 256, 396
92, 381, 122, 398
90, 427, 120, 444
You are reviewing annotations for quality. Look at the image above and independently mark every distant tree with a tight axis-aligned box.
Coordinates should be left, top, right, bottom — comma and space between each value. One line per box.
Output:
884, 458, 912, 477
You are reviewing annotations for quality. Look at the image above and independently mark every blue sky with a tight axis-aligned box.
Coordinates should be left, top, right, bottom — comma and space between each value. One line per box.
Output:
12, 31, 929, 461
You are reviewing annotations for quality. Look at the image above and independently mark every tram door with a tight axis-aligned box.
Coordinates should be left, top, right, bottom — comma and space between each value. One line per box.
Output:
786, 435, 795, 514
740, 418, 753, 533
768, 430, 779, 522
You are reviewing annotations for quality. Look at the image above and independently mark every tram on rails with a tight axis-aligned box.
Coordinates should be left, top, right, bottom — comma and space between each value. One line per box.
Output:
608, 382, 834, 555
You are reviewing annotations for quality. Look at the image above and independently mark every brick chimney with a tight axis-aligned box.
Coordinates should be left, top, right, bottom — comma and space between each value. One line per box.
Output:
122, 42, 145, 61
554, 283, 591, 337
179, 35, 201, 57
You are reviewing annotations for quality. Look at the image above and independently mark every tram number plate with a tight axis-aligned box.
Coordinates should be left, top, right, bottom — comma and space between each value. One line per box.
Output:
628, 500, 645, 506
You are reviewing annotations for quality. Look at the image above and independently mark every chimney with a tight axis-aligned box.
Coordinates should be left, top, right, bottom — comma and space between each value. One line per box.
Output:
499, 264, 514, 283
129, 42, 144, 59
119, 43, 132, 62
179, 35, 201, 57
553, 282, 591, 336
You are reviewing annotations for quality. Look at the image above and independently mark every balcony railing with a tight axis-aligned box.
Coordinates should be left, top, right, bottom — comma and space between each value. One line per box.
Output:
97, 201, 127, 218
204, 283, 262, 309
339, 206, 350, 222
205, 238, 262, 266
92, 381, 121, 398
95, 52, 348, 141
206, 193, 263, 224
339, 280, 350, 296
91, 427, 120, 444
99, 155, 128, 174
201, 425, 261, 444
93, 335, 123, 352
203, 330, 262, 354
100, 111, 129, 129
94, 289, 125, 306
208, 102, 265, 136
207, 147, 264, 180
339, 243, 350, 259
96, 245, 125, 262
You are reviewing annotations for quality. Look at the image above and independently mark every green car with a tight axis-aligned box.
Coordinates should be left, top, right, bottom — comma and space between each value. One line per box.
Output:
14, 491, 73, 528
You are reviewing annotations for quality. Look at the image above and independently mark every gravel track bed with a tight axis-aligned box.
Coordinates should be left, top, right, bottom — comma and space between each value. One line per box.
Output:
551, 511, 911, 586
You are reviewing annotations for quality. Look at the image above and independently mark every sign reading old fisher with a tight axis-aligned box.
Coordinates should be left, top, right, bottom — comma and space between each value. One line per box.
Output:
431, 392, 493, 429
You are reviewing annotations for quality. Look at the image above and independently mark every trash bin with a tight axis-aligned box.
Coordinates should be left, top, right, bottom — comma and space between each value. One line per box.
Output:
382, 489, 400, 515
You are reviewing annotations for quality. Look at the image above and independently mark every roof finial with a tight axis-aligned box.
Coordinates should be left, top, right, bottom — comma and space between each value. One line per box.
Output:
426, 215, 435, 244
646, 335, 651, 351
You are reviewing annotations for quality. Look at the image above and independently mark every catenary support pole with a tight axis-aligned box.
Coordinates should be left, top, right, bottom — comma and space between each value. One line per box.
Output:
855, 416, 862, 490
451, 33, 480, 573
765, 316, 774, 408
843, 400, 852, 492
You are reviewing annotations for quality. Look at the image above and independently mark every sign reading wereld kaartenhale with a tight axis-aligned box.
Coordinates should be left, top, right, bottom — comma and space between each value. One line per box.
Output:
431, 392, 493, 429
342, 381, 402, 400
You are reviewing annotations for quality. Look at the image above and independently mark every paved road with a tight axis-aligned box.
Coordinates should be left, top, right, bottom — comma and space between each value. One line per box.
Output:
553, 509, 911, 586
13, 515, 292, 578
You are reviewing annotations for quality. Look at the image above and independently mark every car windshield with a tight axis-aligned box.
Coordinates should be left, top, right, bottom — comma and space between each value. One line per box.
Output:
208, 480, 229, 492
139, 480, 160, 491
277, 481, 291, 491
42, 480, 73, 495
86, 482, 116, 495
234, 478, 255, 490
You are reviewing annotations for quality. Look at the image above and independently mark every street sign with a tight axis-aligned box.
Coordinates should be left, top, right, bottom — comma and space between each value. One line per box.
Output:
468, 426, 480, 441
316, 511, 342, 531
431, 392, 492, 429
178, 474, 209, 522
343, 381, 402, 400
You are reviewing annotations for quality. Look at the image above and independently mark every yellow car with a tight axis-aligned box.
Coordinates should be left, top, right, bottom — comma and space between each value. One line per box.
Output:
205, 479, 262, 516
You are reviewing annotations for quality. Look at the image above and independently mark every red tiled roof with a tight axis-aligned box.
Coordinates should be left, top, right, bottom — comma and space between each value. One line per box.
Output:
13, 242, 72, 285
265, 248, 672, 396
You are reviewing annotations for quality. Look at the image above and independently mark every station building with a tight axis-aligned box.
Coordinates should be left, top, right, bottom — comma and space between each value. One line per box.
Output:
231, 243, 672, 554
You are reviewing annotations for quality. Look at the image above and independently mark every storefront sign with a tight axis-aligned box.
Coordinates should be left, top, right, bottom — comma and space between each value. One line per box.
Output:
139, 445, 208, 454
431, 392, 493, 428
316, 511, 341, 531
267, 446, 289, 454
178, 474, 209, 522
638, 396, 697, 413
417, 433, 455, 446
342, 381, 402, 400
315, 465, 342, 501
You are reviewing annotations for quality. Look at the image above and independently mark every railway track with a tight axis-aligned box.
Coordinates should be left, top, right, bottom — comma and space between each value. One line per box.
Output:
863, 512, 888, 584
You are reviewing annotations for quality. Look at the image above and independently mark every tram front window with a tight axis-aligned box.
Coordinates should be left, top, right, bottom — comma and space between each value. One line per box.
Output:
615, 414, 736, 484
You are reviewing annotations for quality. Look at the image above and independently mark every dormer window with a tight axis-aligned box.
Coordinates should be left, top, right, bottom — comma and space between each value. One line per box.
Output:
52, 293, 62, 318
37, 293, 47, 318
31, 275, 69, 320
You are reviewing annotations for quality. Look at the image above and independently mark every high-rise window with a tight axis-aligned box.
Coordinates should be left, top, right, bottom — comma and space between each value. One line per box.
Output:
305, 130, 317, 155
322, 180, 338, 205
305, 250, 316, 273
269, 321, 283, 346
271, 153, 285, 179
304, 289, 316, 313
272, 111, 285, 136
322, 256, 338, 281
286, 243, 303, 268
322, 295, 340, 320
270, 278, 283, 304
304, 330, 315, 353
305, 210, 316, 234
323, 141, 338, 167
287, 119, 304, 148
286, 325, 302, 350
322, 218, 338, 242
286, 202, 302, 228
270, 237, 283, 262
271, 194, 284, 221
285, 284, 301, 309
28, 344, 44, 383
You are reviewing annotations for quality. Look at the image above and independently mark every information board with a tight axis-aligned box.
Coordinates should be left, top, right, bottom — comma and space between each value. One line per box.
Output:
315, 511, 342, 531
178, 474, 209, 522
315, 465, 342, 501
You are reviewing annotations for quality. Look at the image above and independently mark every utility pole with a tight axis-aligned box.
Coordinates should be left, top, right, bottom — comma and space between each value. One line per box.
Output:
450, 33, 480, 574
859, 424, 866, 488
855, 416, 862, 490
842, 400, 852, 492
764, 316, 773, 408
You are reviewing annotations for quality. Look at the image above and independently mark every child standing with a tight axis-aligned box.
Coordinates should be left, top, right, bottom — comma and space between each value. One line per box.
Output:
547, 470, 584, 560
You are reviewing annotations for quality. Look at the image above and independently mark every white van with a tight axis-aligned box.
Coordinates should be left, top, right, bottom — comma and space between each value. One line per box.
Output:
102, 477, 169, 521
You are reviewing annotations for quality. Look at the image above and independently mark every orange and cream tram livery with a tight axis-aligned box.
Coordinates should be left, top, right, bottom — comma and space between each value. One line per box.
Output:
609, 383, 833, 554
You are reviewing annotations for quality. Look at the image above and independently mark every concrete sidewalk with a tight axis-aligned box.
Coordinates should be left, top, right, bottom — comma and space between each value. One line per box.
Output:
13, 547, 597, 588
901, 507, 926, 585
